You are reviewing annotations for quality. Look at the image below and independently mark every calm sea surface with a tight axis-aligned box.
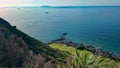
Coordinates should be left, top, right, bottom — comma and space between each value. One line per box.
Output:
0, 7, 120, 55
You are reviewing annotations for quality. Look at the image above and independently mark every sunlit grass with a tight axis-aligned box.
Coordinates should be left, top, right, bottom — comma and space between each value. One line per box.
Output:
49, 43, 77, 55
49, 43, 92, 56
49, 43, 120, 68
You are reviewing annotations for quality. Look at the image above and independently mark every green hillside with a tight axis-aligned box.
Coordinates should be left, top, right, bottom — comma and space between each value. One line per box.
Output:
0, 18, 66, 67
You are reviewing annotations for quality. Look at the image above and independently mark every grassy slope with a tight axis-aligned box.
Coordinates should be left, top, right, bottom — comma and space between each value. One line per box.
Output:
49, 43, 92, 55
49, 43, 76, 55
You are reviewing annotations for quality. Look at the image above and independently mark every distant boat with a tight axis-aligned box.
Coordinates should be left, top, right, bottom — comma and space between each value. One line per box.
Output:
45, 12, 48, 14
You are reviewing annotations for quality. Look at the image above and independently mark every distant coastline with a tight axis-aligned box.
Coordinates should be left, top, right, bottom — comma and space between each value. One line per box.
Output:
47, 6, 120, 8
1, 5, 120, 8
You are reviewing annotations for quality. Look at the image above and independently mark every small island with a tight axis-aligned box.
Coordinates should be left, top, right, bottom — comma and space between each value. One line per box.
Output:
41, 5, 52, 8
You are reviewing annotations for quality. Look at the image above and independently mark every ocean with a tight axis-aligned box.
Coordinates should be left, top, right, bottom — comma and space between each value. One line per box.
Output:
0, 7, 120, 55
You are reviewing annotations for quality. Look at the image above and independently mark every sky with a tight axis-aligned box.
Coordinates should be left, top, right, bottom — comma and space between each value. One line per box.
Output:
0, 0, 120, 7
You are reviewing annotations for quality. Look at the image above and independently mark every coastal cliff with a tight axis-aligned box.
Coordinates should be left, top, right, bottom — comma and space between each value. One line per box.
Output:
0, 18, 65, 67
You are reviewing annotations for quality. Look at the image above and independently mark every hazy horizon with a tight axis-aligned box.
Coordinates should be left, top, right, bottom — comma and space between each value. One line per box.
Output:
0, 0, 120, 7
0, 5, 120, 8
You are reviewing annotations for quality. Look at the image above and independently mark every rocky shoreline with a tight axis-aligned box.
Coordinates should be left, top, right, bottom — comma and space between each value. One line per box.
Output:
48, 38, 120, 61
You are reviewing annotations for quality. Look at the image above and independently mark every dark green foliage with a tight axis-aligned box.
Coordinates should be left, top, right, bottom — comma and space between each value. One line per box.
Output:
0, 18, 66, 67
0, 28, 28, 67
59, 50, 117, 68
0, 18, 66, 60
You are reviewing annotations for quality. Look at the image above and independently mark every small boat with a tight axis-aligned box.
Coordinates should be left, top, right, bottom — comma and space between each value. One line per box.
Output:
45, 12, 48, 14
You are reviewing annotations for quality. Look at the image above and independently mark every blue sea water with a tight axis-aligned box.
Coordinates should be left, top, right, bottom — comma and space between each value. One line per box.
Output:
0, 7, 120, 55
